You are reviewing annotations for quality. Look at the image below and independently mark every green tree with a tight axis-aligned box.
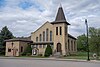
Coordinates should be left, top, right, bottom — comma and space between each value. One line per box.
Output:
89, 27, 100, 58
23, 44, 32, 56
77, 34, 87, 51
44, 45, 52, 57
0, 26, 14, 55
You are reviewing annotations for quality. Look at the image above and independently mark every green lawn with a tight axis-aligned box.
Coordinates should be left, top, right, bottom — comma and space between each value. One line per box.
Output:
63, 56, 93, 60
0, 51, 100, 60
63, 52, 100, 60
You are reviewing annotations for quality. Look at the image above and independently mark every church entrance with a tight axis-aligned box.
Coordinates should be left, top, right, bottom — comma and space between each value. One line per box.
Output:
53, 43, 62, 57
56, 43, 62, 52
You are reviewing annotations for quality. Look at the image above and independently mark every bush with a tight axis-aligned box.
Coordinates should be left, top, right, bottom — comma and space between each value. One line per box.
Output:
21, 52, 26, 56
63, 55, 66, 57
38, 54, 42, 56
21, 44, 32, 56
25, 44, 32, 54
44, 45, 52, 57
26, 53, 31, 56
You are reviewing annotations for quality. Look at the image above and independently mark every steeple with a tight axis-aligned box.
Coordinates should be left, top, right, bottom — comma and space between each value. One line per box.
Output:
51, 6, 70, 25
55, 6, 66, 22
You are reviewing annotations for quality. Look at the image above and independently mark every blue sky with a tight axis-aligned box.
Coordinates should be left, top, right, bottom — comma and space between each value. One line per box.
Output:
0, 0, 100, 37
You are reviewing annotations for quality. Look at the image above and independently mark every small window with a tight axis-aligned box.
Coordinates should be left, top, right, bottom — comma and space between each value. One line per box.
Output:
36, 37, 38, 42
60, 27, 62, 35
8, 49, 11, 52
39, 34, 42, 42
21, 46, 23, 52
50, 31, 52, 41
36, 45, 38, 48
56, 27, 58, 35
43, 31, 45, 41
12, 42, 14, 47
65, 26, 67, 35
74, 41, 76, 51
46, 29, 49, 41
39, 45, 42, 48
68, 39, 70, 51
43, 45, 45, 48
71, 40, 73, 51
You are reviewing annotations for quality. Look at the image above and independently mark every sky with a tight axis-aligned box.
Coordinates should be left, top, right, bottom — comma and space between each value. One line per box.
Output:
0, 0, 100, 37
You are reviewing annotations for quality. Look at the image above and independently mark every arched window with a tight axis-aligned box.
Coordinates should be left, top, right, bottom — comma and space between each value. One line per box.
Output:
43, 31, 45, 41
43, 45, 45, 48
71, 40, 73, 51
36, 37, 38, 42
39, 45, 42, 48
60, 27, 62, 35
50, 31, 52, 41
65, 26, 67, 35
36, 45, 38, 48
68, 39, 70, 51
56, 27, 58, 35
74, 41, 76, 51
46, 29, 48, 41
39, 34, 42, 42
21, 46, 23, 52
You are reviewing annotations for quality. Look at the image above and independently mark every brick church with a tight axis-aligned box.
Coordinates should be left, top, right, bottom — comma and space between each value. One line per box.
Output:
5, 5, 77, 56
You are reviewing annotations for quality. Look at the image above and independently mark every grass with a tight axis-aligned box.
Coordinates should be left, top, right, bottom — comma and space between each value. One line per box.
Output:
63, 52, 100, 60
19, 56, 47, 58
0, 52, 100, 60
63, 56, 93, 60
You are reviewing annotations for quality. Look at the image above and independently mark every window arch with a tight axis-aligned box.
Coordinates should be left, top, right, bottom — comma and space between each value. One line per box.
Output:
21, 46, 23, 52
68, 39, 70, 51
60, 27, 62, 35
71, 40, 73, 51
39, 34, 42, 42
36, 37, 38, 42
43, 31, 45, 41
46, 29, 49, 41
56, 27, 58, 35
74, 41, 76, 51
50, 31, 52, 41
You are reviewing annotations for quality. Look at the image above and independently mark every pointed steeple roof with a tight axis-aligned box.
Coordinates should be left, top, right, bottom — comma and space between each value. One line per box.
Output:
51, 6, 70, 25
55, 6, 66, 22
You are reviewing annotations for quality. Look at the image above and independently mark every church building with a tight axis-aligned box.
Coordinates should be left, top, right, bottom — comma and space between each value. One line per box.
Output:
31, 6, 77, 56
5, 6, 77, 56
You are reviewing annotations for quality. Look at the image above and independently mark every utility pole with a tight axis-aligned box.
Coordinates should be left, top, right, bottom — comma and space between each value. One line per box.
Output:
85, 19, 90, 61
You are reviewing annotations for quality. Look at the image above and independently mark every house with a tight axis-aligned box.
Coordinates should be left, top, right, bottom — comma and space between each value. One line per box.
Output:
5, 38, 32, 56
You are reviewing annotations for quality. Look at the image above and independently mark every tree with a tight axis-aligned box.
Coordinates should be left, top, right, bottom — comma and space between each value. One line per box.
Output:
22, 44, 32, 56
77, 34, 87, 51
0, 26, 14, 55
89, 27, 100, 58
44, 45, 52, 57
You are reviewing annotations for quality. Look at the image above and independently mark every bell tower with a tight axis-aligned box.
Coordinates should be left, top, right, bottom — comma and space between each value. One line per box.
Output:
51, 5, 70, 55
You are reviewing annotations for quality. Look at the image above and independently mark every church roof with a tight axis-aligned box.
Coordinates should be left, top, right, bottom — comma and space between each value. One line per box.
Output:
5, 38, 33, 42
68, 34, 77, 40
51, 6, 70, 25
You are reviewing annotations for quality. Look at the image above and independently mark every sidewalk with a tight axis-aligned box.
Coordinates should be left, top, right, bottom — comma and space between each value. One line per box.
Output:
0, 57, 100, 63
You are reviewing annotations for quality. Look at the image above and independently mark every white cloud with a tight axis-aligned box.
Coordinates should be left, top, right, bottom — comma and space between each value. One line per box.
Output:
0, 0, 100, 37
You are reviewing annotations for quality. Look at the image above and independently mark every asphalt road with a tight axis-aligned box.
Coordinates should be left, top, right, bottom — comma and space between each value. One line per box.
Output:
0, 58, 100, 67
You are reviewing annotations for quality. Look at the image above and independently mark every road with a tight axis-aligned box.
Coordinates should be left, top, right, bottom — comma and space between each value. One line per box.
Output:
0, 58, 100, 67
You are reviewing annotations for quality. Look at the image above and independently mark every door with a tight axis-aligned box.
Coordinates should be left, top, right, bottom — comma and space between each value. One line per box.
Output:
56, 43, 61, 52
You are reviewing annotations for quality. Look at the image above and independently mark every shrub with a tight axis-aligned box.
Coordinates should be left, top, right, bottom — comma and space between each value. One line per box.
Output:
26, 53, 31, 56
44, 45, 52, 57
38, 54, 42, 56
21, 52, 26, 56
21, 44, 32, 56
63, 55, 66, 57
